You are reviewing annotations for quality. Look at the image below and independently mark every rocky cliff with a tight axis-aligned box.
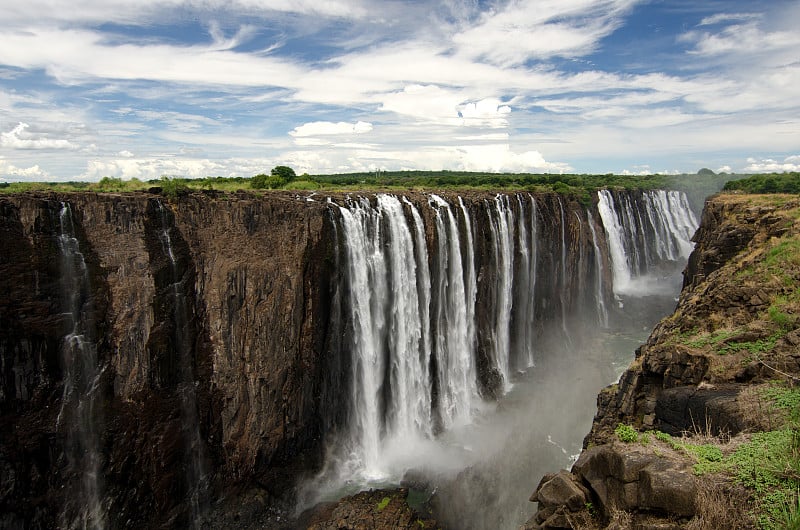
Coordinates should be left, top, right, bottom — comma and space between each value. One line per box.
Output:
0, 186, 707, 529
2, 189, 629, 529
526, 193, 800, 529
0, 191, 334, 528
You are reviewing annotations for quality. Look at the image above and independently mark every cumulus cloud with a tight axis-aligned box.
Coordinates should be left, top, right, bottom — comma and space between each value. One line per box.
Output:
457, 98, 511, 128
290, 120, 373, 137
0, 122, 78, 150
0, 157, 52, 179
83, 157, 227, 180
743, 156, 800, 173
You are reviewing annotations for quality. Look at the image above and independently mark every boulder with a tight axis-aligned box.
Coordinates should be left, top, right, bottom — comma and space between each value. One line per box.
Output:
534, 470, 587, 512
638, 464, 696, 517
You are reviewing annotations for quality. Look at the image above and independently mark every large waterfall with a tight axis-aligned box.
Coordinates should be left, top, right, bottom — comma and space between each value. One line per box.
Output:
597, 189, 697, 297
307, 189, 699, 519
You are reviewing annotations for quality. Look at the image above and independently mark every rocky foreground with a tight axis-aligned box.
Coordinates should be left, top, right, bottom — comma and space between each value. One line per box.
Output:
525, 192, 800, 529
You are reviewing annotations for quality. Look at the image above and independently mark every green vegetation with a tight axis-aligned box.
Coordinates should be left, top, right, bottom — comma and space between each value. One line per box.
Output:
376, 496, 391, 511
0, 168, 748, 202
674, 384, 800, 528
615, 423, 640, 443
723, 172, 800, 194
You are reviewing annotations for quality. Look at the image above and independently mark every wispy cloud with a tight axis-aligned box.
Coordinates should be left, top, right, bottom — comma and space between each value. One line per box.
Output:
0, 0, 797, 180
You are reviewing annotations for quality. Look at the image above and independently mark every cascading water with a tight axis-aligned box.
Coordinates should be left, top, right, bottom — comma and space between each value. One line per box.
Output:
597, 189, 698, 298
154, 201, 208, 525
587, 211, 609, 328
487, 195, 514, 389
511, 194, 537, 370
557, 197, 572, 345
429, 194, 478, 430
55, 202, 105, 530
306, 189, 699, 528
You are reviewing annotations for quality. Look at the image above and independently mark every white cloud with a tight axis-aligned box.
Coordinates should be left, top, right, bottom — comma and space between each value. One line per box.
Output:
83, 157, 231, 180
686, 22, 800, 57
743, 156, 800, 173
458, 98, 511, 128
0, 122, 78, 150
379, 84, 464, 123
118, 150, 135, 157
451, 0, 637, 65
290, 120, 373, 137
698, 13, 760, 26
2, 0, 369, 25
457, 145, 572, 173
0, 157, 52, 179
716, 165, 732, 173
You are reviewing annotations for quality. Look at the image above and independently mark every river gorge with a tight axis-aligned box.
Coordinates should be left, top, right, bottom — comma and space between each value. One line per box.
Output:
0, 188, 697, 529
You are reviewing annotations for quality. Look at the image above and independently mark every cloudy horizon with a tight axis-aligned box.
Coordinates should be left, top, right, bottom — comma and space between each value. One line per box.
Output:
1, 0, 798, 181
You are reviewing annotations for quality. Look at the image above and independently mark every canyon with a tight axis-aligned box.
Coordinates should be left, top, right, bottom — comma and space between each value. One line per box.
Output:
0, 188, 698, 529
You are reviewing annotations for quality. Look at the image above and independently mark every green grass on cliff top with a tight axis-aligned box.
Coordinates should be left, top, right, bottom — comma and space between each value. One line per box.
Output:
0, 169, 754, 198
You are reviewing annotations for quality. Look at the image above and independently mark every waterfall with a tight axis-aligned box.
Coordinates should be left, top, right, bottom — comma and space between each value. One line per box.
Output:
154, 201, 208, 525
557, 197, 572, 345
55, 202, 105, 530
597, 189, 698, 297
587, 211, 609, 328
458, 197, 478, 376
428, 194, 477, 430
511, 195, 536, 370
321, 189, 696, 491
487, 194, 515, 390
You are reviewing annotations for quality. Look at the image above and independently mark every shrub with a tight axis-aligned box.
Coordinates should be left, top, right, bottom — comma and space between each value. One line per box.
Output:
615, 423, 639, 443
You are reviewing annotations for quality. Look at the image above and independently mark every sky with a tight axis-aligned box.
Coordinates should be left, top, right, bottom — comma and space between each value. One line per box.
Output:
0, 0, 799, 181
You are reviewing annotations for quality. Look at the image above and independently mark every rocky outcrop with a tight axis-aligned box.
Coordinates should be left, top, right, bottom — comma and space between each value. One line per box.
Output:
300, 488, 438, 530
0, 191, 333, 528
525, 193, 800, 529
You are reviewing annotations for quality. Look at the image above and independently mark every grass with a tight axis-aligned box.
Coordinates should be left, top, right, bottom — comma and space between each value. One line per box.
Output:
615, 423, 640, 443
0, 170, 747, 204
692, 383, 800, 529
376, 496, 391, 511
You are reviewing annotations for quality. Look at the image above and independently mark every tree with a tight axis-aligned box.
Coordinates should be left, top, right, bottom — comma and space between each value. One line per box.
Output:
271, 165, 296, 182
251, 173, 269, 189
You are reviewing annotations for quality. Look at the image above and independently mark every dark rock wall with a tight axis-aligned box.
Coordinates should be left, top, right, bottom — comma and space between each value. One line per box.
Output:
0, 191, 333, 528
0, 189, 614, 528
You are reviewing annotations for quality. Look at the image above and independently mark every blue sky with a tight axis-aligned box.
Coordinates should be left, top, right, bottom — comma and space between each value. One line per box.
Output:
0, 0, 798, 181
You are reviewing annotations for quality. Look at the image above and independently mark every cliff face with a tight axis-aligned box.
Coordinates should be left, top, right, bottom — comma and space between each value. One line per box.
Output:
0, 188, 696, 529
0, 191, 333, 528
527, 193, 800, 529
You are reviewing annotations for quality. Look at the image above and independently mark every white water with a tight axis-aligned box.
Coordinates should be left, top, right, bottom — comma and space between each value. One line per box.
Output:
155, 201, 208, 526
597, 189, 698, 297
557, 197, 572, 345
429, 194, 478, 429
56, 202, 106, 530
303, 190, 699, 523
588, 211, 609, 328
488, 194, 514, 390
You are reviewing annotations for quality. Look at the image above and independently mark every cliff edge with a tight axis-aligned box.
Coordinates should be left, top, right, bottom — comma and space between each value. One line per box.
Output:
527, 192, 800, 529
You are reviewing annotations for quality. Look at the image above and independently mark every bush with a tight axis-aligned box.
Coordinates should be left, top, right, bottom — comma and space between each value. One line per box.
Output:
615, 423, 639, 443
159, 176, 188, 200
